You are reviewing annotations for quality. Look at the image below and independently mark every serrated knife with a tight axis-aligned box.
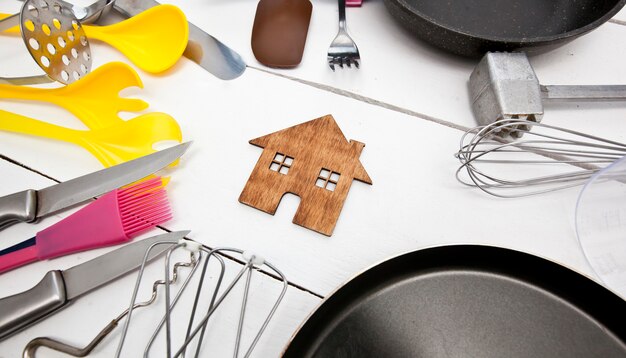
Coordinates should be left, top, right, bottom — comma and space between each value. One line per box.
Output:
0, 142, 191, 230
0, 230, 189, 340
112, 0, 246, 80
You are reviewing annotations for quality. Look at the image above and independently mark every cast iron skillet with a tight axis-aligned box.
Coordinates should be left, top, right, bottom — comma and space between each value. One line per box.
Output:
283, 245, 626, 357
383, 0, 626, 57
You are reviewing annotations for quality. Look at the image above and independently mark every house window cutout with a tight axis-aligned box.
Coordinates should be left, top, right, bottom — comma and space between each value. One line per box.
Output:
270, 152, 293, 175
316, 168, 340, 191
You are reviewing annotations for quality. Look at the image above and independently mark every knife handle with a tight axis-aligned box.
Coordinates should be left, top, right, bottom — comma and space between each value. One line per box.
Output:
0, 271, 67, 341
0, 189, 37, 230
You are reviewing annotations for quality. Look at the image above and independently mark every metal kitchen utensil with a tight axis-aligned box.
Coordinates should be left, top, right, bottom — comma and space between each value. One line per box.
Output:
470, 52, 626, 136
113, 0, 246, 80
24, 239, 288, 358
284, 245, 626, 357
0, 230, 189, 341
327, 0, 360, 71
2, 4, 188, 74
455, 119, 626, 198
0, 62, 147, 129
0, 0, 92, 85
7, 0, 113, 24
383, 0, 626, 57
0, 142, 189, 229
0, 109, 183, 167
576, 155, 626, 298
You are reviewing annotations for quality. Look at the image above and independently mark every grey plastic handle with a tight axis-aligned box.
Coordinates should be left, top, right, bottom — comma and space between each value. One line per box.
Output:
0, 189, 38, 230
0, 271, 67, 341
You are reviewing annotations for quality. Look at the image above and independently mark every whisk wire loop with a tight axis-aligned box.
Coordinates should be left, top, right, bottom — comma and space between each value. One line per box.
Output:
456, 120, 626, 197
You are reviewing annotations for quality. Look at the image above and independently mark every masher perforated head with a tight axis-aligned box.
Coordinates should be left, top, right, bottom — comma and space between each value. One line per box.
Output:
19, 0, 92, 84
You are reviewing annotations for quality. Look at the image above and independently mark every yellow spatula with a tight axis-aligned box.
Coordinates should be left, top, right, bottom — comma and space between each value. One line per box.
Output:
0, 62, 147, 129
0, 110, 182, 167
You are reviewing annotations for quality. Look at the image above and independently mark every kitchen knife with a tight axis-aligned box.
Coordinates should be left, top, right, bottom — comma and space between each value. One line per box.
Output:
113, 0, 246, 80
0, 142, 191, 230
0, 230, 189, 340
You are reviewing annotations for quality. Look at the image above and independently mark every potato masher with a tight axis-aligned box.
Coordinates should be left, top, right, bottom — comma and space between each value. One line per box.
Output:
0, 0, 92, 85
2, 5, 189, 74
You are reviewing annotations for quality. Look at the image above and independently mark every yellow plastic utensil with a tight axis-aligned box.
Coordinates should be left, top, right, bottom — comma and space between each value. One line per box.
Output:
1, 5, 189, 73
0, 62, 147, 129
0, 110, 182, 167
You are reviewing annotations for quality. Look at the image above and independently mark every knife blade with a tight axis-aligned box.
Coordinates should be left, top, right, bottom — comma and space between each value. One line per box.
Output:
112, 0, 246, 80
0, 230, 189, 340
0, 142, 191, 230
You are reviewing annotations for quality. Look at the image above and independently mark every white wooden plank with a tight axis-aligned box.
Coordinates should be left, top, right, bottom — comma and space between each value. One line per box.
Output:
0, 163, 320, 357
0, 242, 320, 357
0, 37, 613, 297
0, 2, 624, 353
148, 0, 626, 132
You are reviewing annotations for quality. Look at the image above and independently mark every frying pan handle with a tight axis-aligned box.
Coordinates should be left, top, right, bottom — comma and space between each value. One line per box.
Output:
0, 189, 37, 230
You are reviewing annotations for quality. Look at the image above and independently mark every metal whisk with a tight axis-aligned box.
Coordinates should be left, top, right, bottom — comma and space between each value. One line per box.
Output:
455, 120, 626, 198
23, 237, 288, 358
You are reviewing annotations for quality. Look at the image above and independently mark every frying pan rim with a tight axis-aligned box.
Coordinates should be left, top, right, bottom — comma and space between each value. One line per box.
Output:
282, 244, 626, 356
389, 0, 626, 44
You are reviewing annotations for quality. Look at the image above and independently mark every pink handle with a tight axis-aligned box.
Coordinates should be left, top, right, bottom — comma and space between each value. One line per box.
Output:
346, 0, 362, 7
0, 246, 38, 274
36, 191, 129, 259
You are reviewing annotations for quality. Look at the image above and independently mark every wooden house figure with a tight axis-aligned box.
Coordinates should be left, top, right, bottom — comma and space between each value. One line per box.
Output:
239, 115, 372, 236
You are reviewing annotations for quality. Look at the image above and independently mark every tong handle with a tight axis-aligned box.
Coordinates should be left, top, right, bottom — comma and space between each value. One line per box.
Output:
0, 189, 37, 230
0, 271, 67, 341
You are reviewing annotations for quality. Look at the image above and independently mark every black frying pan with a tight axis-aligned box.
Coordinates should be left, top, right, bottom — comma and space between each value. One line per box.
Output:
283, 245, 626, 357
383, 0, 626, 57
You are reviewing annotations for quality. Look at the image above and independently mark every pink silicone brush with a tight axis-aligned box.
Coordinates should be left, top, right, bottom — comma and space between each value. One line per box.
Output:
0, 177, 171, 273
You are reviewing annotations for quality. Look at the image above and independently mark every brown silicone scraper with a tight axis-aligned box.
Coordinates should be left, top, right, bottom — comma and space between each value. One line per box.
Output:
252, 0, 312, 68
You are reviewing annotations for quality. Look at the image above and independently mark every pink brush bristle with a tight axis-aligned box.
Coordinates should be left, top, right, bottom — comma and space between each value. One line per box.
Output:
0, 176, 174, 273
118, 177, 172, 237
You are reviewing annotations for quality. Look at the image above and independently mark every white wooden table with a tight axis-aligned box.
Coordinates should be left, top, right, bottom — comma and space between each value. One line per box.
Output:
1, 0, 626, 356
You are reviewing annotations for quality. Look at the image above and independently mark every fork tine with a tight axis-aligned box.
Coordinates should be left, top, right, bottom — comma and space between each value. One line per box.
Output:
329, 61, 336, 71
346, 58, 352, 68
354, 59, 360, 68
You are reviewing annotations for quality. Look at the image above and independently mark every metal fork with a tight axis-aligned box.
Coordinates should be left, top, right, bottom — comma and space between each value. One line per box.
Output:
327, 0, 360, 71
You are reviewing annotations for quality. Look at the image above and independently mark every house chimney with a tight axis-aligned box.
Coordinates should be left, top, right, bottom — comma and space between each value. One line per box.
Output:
350, 140, 366, 157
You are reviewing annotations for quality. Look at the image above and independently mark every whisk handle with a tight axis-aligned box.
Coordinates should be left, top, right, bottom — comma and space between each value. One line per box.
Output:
0, 271, 67, 341
541, 85, 626, 102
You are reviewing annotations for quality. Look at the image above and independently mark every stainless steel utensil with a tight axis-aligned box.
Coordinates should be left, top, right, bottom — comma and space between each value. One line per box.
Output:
113, 0, 246, 80
327, 0, 360, 71
9, 0, 114, 24
0, 230, 190, 341
455, 120, 626, 198
0, 0, 92, 85
0, 142, 190, 229
470, 52, 626, 135
23, 240, 288, 358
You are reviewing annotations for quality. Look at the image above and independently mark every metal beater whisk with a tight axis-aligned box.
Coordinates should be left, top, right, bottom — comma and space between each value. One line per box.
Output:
455, 120, 626, 198
23, 237, 288, 358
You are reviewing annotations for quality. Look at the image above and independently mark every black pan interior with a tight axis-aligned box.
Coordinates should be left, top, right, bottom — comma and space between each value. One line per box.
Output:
407, 0, 621, 40
383, 0, 626, 56
283, 245, 626, 358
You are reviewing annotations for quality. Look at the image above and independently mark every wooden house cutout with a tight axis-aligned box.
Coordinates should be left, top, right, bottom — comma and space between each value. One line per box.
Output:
239, 115, 372, 236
